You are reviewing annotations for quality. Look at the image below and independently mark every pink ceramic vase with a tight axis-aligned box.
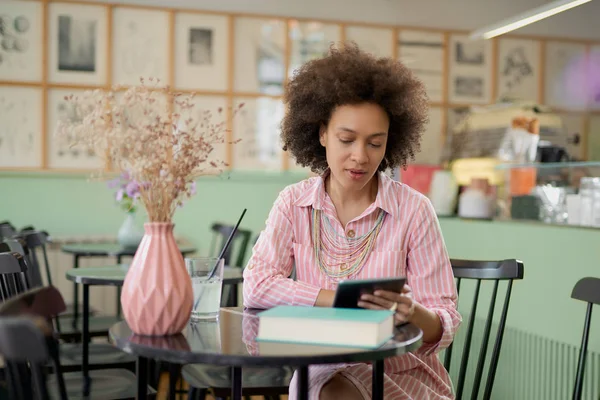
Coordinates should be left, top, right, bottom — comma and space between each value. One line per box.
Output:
120, 222, 193, 336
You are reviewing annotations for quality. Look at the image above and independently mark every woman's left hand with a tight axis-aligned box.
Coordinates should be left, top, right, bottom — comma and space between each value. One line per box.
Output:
357, 285, 415, 325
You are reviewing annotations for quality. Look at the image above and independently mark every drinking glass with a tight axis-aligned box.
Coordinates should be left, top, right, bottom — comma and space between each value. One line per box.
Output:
185, 257, 224, 321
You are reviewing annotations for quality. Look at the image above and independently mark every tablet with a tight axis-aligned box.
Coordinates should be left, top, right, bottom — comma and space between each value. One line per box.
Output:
332, 277, 407, 309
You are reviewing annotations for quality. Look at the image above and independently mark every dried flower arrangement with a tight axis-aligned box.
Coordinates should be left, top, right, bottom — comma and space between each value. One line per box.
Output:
56, 78, 242, 222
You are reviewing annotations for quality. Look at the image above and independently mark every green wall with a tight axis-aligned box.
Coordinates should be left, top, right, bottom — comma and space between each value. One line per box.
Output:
0, 171, 307, 255
2, 171, 599, 355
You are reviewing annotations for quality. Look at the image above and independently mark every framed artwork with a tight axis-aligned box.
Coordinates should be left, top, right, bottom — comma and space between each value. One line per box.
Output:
398, 30, 444, 103
0, 1, 43, 82
172, 94, 229, 170
345, 26, 393, 58
112, 7, 170, 86
588, 115, 600, 161
288, 20, 340, 78
589, 45, 600, 111
0, 86, 42, 167
497, 38, 540, 102
234, 17, 286, 95
443, 106, 471, 161
174, 12, 228, 91
47, 89, 104, 169
448, 34, 492, 105
232, 97, 284, 171
544, 41, 587, 110
413, 107, 443, 164
47, 3, 108, 85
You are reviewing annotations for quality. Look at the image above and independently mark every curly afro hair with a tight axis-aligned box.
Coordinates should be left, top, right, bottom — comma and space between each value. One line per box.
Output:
281, 42, 429, 173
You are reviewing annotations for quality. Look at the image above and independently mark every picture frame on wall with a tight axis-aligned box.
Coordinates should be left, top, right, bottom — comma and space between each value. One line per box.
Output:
174, 12, 228, 92
398, 30, 445, 103
47, 89, 104, 170
112, 7, 170, 87
588, 115, 600, 161
448, 34, 492, 105
0, 86, 42, 168
497, 38, 540, 102
0, 1, 43, 82
173, 94, 229, 170
234, 17, 286, 95
345, 26, 393, 58
232, 97, 284, 171
544, 41, 587, 111
48, 3, 108, 86
443, 106, 471, 161
589, 45, 600, 111
413, 107, 443, 164
288, 20, 340, 78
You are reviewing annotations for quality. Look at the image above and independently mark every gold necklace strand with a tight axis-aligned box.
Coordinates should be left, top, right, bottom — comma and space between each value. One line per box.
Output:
312, 208, 386, 278
320, 210, 386, 255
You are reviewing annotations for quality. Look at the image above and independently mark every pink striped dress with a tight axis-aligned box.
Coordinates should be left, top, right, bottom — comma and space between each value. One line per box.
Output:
242, 171, 461, 399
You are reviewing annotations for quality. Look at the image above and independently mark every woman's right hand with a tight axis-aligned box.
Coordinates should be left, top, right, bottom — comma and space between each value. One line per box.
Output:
316, 289, 336, 307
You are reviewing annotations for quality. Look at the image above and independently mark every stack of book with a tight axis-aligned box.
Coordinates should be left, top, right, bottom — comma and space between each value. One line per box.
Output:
255, 305, 395, 353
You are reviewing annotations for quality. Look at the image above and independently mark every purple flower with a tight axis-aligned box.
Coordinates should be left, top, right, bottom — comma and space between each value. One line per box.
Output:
126, 181, 140, 199
116, 189, 124, 202
190, 181, 197, 195
106, 177, 121, 189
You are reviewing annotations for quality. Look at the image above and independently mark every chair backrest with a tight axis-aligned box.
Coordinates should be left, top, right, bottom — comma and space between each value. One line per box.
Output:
3, 238, 44, 288
0, 286, 68, 400
0, 317, 50, 400
570, 277, 600, 400
444, 258, 524, 400
0, 222, 17, 240
20, 231, 54, 287
209, 223, 253, 268
0, 252, 31, 301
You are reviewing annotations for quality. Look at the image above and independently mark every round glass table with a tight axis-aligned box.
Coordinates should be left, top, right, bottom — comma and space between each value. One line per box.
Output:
109, 307, 423, 400
66, 265, 244, 392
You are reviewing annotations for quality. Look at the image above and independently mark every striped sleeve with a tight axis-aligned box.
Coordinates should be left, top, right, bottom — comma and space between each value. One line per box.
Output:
407, 196, 462, 356
242, 187, 322, 309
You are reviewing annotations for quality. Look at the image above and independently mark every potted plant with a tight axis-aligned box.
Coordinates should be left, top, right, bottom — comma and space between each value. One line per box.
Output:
56, 78, 242, 336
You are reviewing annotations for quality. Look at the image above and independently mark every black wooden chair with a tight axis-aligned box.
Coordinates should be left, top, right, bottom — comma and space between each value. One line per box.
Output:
570, 277, 600, 400
3, 237, 45, 292
0, 251, 136, 374
18, 230, 119, 342
443, 258, 524, 400
0, 285, 155, 399
209, 223, 253, 269
210, 223, 253, 308
0, 222, 17, 241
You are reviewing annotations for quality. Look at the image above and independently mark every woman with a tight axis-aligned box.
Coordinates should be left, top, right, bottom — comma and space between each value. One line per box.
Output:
243, 44, 461, 400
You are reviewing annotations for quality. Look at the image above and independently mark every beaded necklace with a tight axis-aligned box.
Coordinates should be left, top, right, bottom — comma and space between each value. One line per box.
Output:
311, 207, 386, 278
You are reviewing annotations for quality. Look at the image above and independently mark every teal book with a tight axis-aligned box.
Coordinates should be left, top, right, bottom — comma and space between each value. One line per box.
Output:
255, 306, 394, 349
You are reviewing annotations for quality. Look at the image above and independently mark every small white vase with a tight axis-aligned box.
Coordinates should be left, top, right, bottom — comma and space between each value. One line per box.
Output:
117, 213, 144, 249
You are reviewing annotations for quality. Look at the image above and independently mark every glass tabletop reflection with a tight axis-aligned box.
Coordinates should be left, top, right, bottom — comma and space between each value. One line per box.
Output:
109, 307, 423, 367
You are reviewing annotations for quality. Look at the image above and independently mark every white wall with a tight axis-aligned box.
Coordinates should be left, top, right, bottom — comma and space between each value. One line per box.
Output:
84, 0, 600, 40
